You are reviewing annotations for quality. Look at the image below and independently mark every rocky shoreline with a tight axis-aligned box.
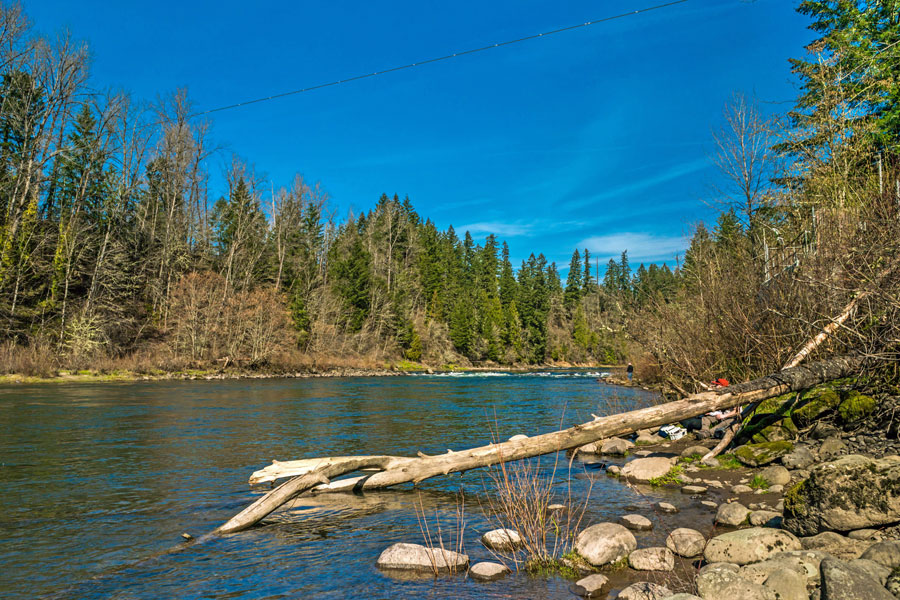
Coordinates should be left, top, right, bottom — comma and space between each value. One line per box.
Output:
374, 383, 900, 599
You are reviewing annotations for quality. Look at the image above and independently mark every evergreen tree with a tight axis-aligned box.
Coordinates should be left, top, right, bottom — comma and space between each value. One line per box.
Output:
603, 258, 620, 293
332, 236, 371, 332
583, 248, 593, 292
564, 249, 582, 310
498, 240, 517, 307
618, 251, 631, 293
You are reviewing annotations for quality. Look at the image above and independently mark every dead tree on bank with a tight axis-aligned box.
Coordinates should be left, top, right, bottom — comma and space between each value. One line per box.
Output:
217, 354, 866, 534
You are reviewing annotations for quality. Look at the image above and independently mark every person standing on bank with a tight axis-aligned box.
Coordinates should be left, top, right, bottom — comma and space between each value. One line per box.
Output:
626, 362, 634, 382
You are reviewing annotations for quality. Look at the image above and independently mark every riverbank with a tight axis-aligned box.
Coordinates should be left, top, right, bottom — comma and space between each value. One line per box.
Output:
0, 361, 619, 384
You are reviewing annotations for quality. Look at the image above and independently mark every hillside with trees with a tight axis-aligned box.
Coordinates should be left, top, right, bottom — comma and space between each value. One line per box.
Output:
0, 0, 898, 389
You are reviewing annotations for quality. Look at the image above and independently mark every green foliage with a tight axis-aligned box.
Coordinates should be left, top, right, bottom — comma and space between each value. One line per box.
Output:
748, 474, 770, 490
648, 464, 683, 487
837, 390, 876, 423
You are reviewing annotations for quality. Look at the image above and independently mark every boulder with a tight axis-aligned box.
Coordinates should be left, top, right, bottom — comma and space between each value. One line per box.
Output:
704, 528, 802, 565
782, 446, 816, 470
468, 561, 510, 581
601, 437, 634, 455
376, 542, 469, 572
619, 514, 653, 531
716, 502, 751, 526
681, 485, 707, 494
762, 568, 808, 600
635, 433, 665, 446
792, 388, 841, 427
481, 528, 523, 551
739, 558, 809, 585
734, 441, 794, 467
665, 528, 706, 558
770, 550, 830, 585
574, 522, 637, 566
783, 455, 900, 536
758, 465, 790, 486
696, 567, 776, 600
837, 391, 876, 424
572, 573, 609, 598
681, 445, 709, 458
731, 484, 753, 494
749, 510, 782, 527
621, 457, 677, 483
849, 529, 883, 541
860, 540, 900, 569
801, 531, 873, 560
819, 436, 847, 460
576, 441, 601, 454
849, 558, 892, 585
618, 582, 672, 600
820, 557, 896, 600
628, 547, 675, 571
656, 501, 678, 513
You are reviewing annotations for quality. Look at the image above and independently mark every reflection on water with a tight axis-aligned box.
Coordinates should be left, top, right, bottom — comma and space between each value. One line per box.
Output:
0, 371, 680, 599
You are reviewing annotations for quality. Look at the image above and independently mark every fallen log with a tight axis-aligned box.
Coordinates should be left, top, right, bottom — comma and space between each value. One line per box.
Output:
218, 354, 866, 534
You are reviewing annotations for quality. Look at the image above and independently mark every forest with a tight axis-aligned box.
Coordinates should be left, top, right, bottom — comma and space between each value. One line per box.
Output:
0, 1, 898, 390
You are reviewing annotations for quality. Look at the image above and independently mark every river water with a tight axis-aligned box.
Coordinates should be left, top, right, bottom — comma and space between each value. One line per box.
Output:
1, 371, 694, 599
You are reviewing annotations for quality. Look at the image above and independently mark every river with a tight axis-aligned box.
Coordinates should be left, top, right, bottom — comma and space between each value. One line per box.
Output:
1, 371, 690, 599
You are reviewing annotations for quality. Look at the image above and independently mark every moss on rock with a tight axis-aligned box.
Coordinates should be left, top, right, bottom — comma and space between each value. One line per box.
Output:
837, 390, 876, 424
734, 441, 794, 467
792, 388, 841, 427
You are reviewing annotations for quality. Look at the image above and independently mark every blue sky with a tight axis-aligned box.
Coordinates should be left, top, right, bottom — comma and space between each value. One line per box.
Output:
30, 0, 813, 272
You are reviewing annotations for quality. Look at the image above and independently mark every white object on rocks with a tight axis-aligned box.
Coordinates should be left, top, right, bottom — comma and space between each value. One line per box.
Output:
574, 522, 637, 566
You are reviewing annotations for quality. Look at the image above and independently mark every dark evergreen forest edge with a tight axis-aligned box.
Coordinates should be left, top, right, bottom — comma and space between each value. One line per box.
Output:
1, 2, 898, 390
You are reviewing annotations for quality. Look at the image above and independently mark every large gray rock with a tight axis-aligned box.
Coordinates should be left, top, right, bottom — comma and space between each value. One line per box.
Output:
666, 528, 706, 558
802, 531, 874, 560
759, 465, 791, 486
850, 558, 892, 585
860, 540, 900, 569
696, 567, 776, 600
628, 547, 675, 571
601, 437, 634, 455
819, 436, 847, 461
618, 582, 672, 600
481, 528, 523, 551
740, 558, 808, 585
763, 568, 808, 600
704, 528, 802, 565
572, 573, 609, 598
619, 514, 653, 531
783, 455, 900, 536
468, 561, 510, 581
782, 446, 816, 470
574, 522, 637, 566
376, 542, 469, 572
820, 557, 896, 600
734, 441, 794, 467
635, 433, 665, 446
681, 445, 710, 458
621, 456, 677, 483
715, 502, 751, 526
749, 510, 782, 527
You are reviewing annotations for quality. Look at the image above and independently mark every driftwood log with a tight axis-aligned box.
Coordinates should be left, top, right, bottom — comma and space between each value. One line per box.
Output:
217, 355, 865, 534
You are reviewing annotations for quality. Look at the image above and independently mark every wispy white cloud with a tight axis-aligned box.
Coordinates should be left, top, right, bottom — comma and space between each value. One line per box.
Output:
563, 158, 711, 211
457, 221, 534, 238
576, 232, 687, 263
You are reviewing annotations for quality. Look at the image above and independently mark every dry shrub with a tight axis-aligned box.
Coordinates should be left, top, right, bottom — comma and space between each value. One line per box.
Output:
0, 337, 58, 377
167, 271, 293, 366
413, 492, 467, 576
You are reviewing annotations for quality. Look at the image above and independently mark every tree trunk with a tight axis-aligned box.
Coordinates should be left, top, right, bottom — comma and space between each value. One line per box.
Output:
217, 354, 866, 535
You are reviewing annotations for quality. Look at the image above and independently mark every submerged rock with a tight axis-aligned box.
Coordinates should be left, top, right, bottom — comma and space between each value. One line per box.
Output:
468, 561, 510, 581
572, 573, 608, 598
783, 455, 900, 536
574, 522, 637, 566
376, 542, 469, 572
